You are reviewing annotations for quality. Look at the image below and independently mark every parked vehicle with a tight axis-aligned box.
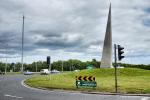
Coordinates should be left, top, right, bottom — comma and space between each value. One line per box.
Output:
40, 69, 49, 75
24, 71, 33, 75
74, 70, 80, 72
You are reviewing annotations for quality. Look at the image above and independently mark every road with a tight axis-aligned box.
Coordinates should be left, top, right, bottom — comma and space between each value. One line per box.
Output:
0, 75, 149, 100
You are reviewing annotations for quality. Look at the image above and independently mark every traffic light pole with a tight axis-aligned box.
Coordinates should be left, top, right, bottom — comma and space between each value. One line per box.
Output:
47, 56, 51, 80
114, 44, 118, 93
49, 56, 51, 73
49, 64, 51, 74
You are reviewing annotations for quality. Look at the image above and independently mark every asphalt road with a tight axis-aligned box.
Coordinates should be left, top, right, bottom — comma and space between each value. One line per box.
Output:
0, 75, 149, 100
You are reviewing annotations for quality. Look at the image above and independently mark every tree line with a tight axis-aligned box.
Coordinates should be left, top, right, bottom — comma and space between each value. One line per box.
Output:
0, 59, 100, 72
0, 59, 150, 72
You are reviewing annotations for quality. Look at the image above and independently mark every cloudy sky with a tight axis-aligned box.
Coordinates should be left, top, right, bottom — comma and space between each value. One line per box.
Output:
0, 0, 150, 64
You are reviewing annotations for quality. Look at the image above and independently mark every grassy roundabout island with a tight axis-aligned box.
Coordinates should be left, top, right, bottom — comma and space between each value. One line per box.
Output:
25, 68, 150, 94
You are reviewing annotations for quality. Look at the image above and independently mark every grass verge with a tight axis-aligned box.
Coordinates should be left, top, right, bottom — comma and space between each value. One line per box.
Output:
25, 68, 150, 94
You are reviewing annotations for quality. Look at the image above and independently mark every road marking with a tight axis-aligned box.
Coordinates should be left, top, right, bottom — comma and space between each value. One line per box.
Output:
21, 79, 46, 91
142, 97, 149, 100
5, 94, 23, 99
21, 79, 84, 94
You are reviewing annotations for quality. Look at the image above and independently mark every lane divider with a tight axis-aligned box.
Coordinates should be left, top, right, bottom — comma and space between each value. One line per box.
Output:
141, 97, 149, 100
5, 94, 23, 99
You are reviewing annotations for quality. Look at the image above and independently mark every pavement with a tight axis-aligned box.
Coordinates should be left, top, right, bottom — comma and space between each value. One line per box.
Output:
0, 75, 150, 100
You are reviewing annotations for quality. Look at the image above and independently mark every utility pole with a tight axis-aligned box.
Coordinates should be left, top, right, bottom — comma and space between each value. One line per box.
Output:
114, 44, 118, 93
5, 44, 8, 74
61, 60, 63, 72
5, 58, 7, 74
36, 62, 38, 72
14, 63, 16, 72
21, 15, 25, 73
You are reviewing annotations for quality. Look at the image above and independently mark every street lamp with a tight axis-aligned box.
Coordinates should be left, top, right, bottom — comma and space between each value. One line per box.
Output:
21, 15, 25, 73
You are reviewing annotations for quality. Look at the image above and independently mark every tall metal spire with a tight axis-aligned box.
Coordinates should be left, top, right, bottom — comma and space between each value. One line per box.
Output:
100, 3, 113, 68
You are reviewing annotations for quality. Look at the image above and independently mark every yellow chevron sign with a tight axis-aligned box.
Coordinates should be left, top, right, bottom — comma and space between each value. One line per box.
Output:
76, 76, 95, 81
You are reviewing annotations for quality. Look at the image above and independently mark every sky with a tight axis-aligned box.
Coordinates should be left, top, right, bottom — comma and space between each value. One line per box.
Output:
0, 0, 150, 64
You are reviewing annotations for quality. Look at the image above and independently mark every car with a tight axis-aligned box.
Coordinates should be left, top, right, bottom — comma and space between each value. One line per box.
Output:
40, 69, 49, 75
74, 70, 80, 72
51, 69, 60, 74
24, 71, 33, 75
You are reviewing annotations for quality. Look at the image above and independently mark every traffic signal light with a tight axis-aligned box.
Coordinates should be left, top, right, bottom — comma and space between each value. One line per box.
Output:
117, 45, 124, 61
47, 56, 50, 65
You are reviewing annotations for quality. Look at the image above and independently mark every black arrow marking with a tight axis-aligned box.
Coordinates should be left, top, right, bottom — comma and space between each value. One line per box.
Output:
83, 76, 87, 81
88, 76, 93, 81
78, 76, 82, 80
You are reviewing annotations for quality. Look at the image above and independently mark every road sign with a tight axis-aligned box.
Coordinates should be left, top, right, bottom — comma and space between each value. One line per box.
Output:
76, 76, 95, 81
75, 76, 97, 88
76, 81, 96, 87
87, 65, 93, 70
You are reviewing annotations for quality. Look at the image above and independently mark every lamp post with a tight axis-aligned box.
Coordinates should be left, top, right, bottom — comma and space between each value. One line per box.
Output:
21, 15, 25, 73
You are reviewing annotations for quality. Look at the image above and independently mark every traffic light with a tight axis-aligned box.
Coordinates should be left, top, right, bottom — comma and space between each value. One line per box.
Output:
117, 45, 124, 61
47, 56, 50, 65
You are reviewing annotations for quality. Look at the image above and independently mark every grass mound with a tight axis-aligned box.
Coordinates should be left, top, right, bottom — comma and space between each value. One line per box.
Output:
25, 68, 150, 94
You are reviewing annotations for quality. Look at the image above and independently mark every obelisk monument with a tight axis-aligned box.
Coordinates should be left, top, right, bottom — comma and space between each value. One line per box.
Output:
100, 4, 113, 68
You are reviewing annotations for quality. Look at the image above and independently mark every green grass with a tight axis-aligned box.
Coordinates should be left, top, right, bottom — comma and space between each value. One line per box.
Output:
25, 68, 150, 94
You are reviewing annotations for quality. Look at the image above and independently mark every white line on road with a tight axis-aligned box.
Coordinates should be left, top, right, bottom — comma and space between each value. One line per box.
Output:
21, 79, 46, 91
142, 97, 149, 100
21, 79, 84, 95
5, 94, 23, 99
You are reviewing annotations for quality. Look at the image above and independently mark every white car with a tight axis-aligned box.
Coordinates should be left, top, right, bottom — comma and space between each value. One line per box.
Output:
74, 70, 80, 72
40, 69, 49, 75
51, 69, 60, 74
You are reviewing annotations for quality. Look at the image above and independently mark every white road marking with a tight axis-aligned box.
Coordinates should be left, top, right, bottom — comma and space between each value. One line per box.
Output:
142, 97, 149, 100
21, 79, 46, 91
21, 79, 84, 94
5, 94, 23, 99
21, 79, 150, 98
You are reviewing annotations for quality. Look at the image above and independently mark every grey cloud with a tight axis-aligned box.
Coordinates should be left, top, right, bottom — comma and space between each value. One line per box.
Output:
0, 0, 23, 12
30, 30, 61, 37
1, 0, 150, 64
34, 34, 83, 49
